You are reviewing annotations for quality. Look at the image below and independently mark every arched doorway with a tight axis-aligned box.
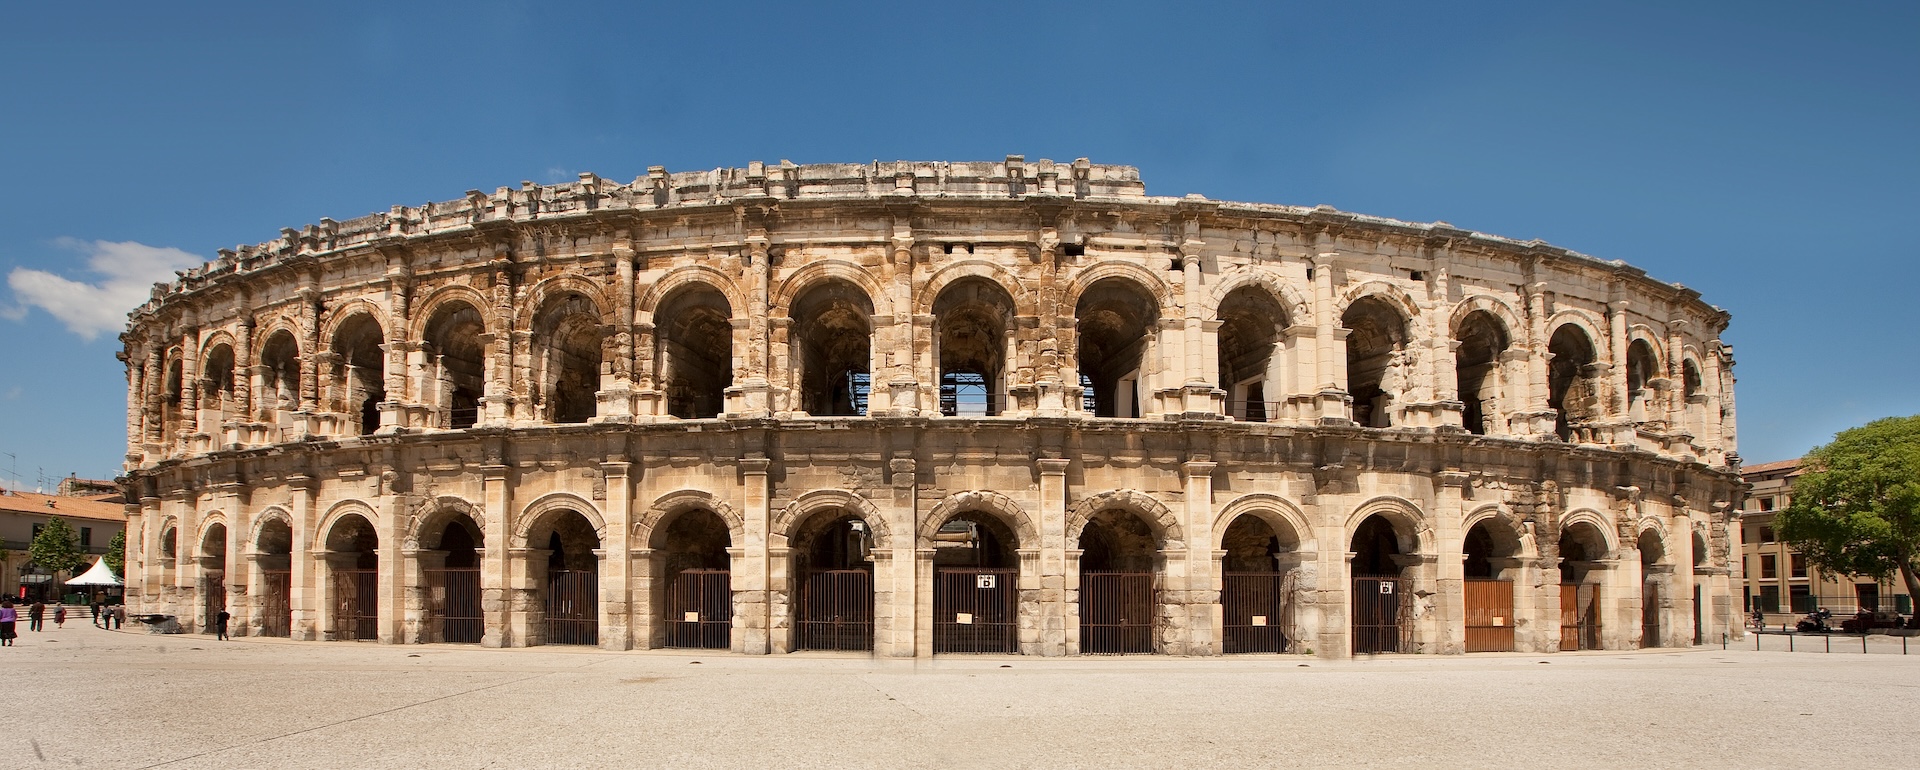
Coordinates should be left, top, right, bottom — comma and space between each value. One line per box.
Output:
1548, 325, 1600, 442
1639, 531, 1666, 648
931, 511, 1021, 654
1342, 297, 1408, 428
422, 513, 483, 644
330, 314, 387, 436
1454, 310, 1510, 435
528, 510, 600, 646
254, 518, 292, 637
1220, 513, 1300, 653
1075, 278, 1158, 418
1216, 287, 1291, 423
1077, 508, 1159, 654
654, 508, 733, 649
258, 330, 301, 419
200, 523, 227, 635
324, 514, 379, 641
933, 278, 1015, 417
791, 511, 875, 651
1692, 531, 1709, 645
532, 293, 604, 424
422, 300, 487, 430
1463, 519, 1525, 652
656, 285, 734, 419
1625, 338, 1662, 424
1558, 521, 1608, 650
790, 281, 874, 416
1351, 514, 1412, 654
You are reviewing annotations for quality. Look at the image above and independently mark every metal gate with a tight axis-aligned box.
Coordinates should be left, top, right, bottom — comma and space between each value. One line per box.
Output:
1079, 571, 1154, 654
545, 569, 598, 646
427, 568, 483, 644
1641, 581, 1661, 648
331, 569, 378, 641
1352, 576, 1405, 654
1560, 583, 1600, 651
1693, 583, 1704, 645
934, 568, 1017, 654
1464, 578, 1515, 652
665, 569, 732, 649
797, 569, 874, 651
260, 570, 290, 637
1222, 572, 1290, 654
203, 576, 227, 634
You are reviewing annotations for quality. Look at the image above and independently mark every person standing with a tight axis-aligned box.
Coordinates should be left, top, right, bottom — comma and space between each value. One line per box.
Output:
90, 601, 101, 627
215, 609, 231, 641
113, 604, 125, 630
0, 600, 17, 646
53, 605, 66, 629
28, 601, 45, 632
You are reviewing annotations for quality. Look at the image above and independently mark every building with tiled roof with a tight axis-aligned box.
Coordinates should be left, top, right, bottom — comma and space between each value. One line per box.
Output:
0, 486, 127, 602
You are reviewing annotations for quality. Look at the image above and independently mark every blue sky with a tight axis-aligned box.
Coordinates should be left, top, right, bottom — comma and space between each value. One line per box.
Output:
2, 1, 1914, 484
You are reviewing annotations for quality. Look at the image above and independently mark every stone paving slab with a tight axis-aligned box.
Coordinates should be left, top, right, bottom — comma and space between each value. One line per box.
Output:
4, 626, 1915, 768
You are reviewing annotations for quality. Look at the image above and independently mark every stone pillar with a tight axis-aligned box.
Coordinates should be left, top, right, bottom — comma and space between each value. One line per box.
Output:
632, 547, 656, 650
1523, 282, 1552, 436
220, 481, 247, 636
378, 484, 404, 643
1434, 472, 1468, 654
1665, 320, 1689, 436
298, 287, 321, 413
181, 324, 202, 442
1670, 513, 1696, 647
1608, 299, 1630, 423
601, 461, 633, 650
1311, 252, 1346, 422
125, 357, 145, 460
235, 318, 255, 440
144, 348, 164, 447
480, 463, 511, 647
287, 474, 316, 640
1036, 457, 1071, 656
1182, 459, 1218, 655
885, 456, 917, 657
738, 456, 772, 654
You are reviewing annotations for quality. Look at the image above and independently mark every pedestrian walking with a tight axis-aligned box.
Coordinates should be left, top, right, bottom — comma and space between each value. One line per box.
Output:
113, 604, 125, 630
28, 601, 44, 632
91, 602, 103, 628
0, 599, 16, 646
215, 610, 231, 641
54, 605, 66, 629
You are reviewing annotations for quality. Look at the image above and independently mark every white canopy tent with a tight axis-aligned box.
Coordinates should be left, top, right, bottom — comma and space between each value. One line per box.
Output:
64, 556, 122, 586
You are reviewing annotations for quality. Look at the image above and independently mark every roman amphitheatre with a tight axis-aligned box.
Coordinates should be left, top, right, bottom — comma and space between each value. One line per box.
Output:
117, 157, 1742, 658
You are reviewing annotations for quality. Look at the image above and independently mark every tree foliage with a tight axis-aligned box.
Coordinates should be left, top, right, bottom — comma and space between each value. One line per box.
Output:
1776, 415, 1920, 605
28, 516, 85, 577
104, 529, 126, 577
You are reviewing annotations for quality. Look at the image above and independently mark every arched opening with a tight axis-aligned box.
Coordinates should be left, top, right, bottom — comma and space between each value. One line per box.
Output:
1350, 514, 1412, 654
1692, 530, 1708, 645
323, 513, 379, 641
330, 314, 387, 436
1220, 514, 1301, 653
1342, 297, 1408, 428
528, 510, 600, 646
1557, 521, 1608, 650
1682, 359, 1705, 438
532, 294, 604, 424
258, 331, 301, 419
791, 281, 873, 416
1075, 278, 1157, 418
422, 301, 486, 430
422, 513, 483, 644
1625, 339, 1662, 425
1077, 508, 1159, 654
200, 524, 227, 635
1548, 325, 1600, 442
1463, 519, 1524, 652
931, 511, 1021, 654
1217, 287, 1290, 423
159, 525, 179, 589
933, 278, 1014, 417
1639, 532, 1666, 648
791, 511, 875, 651
657, 285, 734, 420
255, 518, 292, 637
201, 343, 237, 426
162, 357, 184, 446
1454, 311, 1510, 435
653, 509, 733, 649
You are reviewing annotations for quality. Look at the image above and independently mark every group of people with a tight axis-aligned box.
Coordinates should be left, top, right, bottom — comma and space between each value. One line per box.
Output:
0, 597, 128, 645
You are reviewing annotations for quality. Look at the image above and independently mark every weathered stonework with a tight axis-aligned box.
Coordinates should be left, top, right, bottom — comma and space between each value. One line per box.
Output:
119, 158, 1743, 657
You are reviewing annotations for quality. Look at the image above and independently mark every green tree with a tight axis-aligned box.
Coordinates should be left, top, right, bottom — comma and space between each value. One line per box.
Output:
103, 530, 126, 578
28, 516, 85, 579
1776, 415, 1920, 612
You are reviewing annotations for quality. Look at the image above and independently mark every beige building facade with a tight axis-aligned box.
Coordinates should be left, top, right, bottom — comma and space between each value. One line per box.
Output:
1739, 458, 1913, 626
119, 158, 1744, 657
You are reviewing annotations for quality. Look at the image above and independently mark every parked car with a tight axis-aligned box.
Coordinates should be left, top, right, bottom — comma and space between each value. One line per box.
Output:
1840, 609, 1907, 633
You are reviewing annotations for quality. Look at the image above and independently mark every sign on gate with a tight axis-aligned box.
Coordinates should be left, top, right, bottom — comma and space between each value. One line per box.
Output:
976, 574, 995, 589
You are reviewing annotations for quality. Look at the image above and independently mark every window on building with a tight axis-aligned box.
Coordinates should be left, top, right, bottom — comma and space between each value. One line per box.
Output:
80, 527, 92, 548
1757, 585, 1781, 613
1790, 584, 1813, 614
1759, 497, 1774, 511
1759, 526, 1775, 543
1898, 595, 1913, 615
1759, 554, 1777, 579
1789, 553, 1806, 578
1858, 584, 1880, 613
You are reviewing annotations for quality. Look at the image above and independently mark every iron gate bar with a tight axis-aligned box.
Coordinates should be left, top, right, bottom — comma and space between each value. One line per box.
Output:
1221, 572, 1289, 654
665, 568, 732, 650
798, 569, 874, 651
934, 567, 1017, 654
1351, 576, 1403, 654
260, 570, 291, 638
331, 569, 378, 641
204, 576, 227, 635
545, 569, 599, 646
1560, 583, 1600, 651
427, 568, 483, 644
1079, 571, 1154, 654
1463, 578, 1516, 653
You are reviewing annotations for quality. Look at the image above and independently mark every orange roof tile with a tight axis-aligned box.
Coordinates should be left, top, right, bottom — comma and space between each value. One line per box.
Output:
0, 487, 127, 523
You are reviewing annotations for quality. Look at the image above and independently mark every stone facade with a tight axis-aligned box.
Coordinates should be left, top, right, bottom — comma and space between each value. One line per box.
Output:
118, 158, 1744, 657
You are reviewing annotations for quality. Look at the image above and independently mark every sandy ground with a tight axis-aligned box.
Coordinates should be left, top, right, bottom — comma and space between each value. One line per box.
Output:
3, 624, 1915, 769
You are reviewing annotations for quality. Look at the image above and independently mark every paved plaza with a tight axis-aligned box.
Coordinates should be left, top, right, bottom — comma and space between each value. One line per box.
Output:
4, 624, 1915, 768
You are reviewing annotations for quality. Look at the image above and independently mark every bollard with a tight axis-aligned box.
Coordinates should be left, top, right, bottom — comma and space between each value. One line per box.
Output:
1825, 634, 1830, 653
1790, 634, 1794, 652
1723, 633, 1728, 651
1864, 634, 1868, 654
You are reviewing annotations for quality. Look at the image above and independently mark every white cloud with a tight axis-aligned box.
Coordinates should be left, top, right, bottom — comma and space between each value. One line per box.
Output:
6, 239, 203, 340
